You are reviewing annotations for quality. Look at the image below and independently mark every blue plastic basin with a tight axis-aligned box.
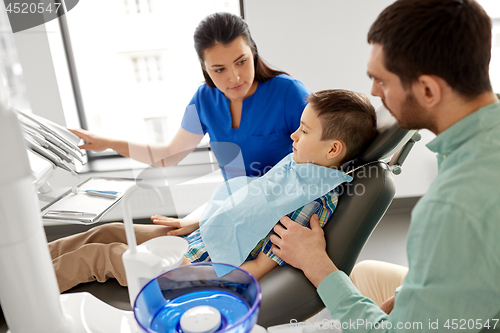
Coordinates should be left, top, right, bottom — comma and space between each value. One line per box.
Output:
134, 263, 261, 333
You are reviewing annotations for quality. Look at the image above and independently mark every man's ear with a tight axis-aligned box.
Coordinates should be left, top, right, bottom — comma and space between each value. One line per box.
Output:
327, 140, 345, 159
412, 75, 442, 108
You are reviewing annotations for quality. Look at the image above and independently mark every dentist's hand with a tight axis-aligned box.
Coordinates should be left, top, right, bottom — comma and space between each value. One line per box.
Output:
271, 214, 337, 287
69, 128, 112, 152
151, 215, 199, 236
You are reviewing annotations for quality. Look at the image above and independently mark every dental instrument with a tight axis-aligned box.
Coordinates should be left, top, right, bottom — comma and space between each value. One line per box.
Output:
70, 185, 120, 199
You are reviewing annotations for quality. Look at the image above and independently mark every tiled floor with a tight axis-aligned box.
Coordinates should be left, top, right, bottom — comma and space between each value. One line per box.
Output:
0, 197, 417, 332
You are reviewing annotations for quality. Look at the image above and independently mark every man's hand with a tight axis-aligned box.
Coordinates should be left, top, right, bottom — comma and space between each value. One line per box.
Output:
380, 296, 395, 314
270, 214, 326, 270
270, 214, 338, 287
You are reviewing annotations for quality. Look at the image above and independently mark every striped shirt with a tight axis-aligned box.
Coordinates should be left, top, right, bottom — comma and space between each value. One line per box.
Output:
183, 187, 340, 266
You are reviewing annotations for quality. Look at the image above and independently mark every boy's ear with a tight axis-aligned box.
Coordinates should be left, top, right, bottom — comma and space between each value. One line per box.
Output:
327, 140, 345, 159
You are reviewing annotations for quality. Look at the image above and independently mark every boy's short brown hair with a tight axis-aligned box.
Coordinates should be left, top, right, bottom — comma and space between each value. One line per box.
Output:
307, 89, 377, 163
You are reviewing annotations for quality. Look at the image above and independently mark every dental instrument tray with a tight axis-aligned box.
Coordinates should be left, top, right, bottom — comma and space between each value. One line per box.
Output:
14, 108, 88, 175
41, 177, 137, 224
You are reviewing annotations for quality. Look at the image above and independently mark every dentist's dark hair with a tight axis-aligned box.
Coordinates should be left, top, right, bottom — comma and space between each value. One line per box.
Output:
194, 12, 288, 88
368, 0, 492, 98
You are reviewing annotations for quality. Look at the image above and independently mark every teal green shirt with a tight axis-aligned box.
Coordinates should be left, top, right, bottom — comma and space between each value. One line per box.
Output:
317, 101, 500, 332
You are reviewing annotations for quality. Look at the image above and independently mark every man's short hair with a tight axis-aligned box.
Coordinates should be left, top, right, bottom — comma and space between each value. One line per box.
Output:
368, 0, 492, 98
307, 89, 377, 163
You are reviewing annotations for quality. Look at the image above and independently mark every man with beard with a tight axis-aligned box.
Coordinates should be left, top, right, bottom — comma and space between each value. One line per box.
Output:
270, 0, 500, 331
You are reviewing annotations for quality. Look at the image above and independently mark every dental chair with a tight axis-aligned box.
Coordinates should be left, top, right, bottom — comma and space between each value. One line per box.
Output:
257, 106, 420, 326
59, 106, 419, 328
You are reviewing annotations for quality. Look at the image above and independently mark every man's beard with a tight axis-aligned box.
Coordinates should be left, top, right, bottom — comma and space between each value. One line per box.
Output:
383, 92, 432, 131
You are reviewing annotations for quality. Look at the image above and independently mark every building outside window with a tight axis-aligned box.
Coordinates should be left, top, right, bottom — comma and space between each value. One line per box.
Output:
477, 0, 500, 94
0, 4, 29, 111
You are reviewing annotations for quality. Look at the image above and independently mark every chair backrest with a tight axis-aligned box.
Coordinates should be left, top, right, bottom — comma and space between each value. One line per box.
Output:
258, 106, 412, 326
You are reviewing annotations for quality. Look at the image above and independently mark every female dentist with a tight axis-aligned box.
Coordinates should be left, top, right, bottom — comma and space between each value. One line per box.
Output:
70, 12, 309, 232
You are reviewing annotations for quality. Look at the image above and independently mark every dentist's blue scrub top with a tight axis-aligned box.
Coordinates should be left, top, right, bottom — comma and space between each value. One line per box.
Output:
181, 74, 309, 179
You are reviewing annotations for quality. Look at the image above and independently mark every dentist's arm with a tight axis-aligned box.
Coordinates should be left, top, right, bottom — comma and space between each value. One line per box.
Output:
69, 127, 204, 167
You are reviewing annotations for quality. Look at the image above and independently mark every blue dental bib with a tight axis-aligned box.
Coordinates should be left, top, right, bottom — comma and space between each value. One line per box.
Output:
200, 153, 352, 276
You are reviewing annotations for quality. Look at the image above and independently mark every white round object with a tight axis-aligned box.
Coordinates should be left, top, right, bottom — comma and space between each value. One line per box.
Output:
180, 305, 222, 333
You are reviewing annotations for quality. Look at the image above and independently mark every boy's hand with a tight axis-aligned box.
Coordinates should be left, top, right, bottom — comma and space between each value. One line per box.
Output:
151, 215, 199, 236
270, 214, 337, 287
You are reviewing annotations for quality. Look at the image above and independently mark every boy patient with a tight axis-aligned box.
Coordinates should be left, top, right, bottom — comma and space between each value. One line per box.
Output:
49, 89, 376, 291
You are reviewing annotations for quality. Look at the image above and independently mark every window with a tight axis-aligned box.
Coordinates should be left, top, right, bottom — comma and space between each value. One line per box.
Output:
124, 0, 153, 14
492, 22, 500, 94
62, 0, 241, 150
0, 4, 29, 111
477, 0, 500, 93
131, 54, 163, 83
